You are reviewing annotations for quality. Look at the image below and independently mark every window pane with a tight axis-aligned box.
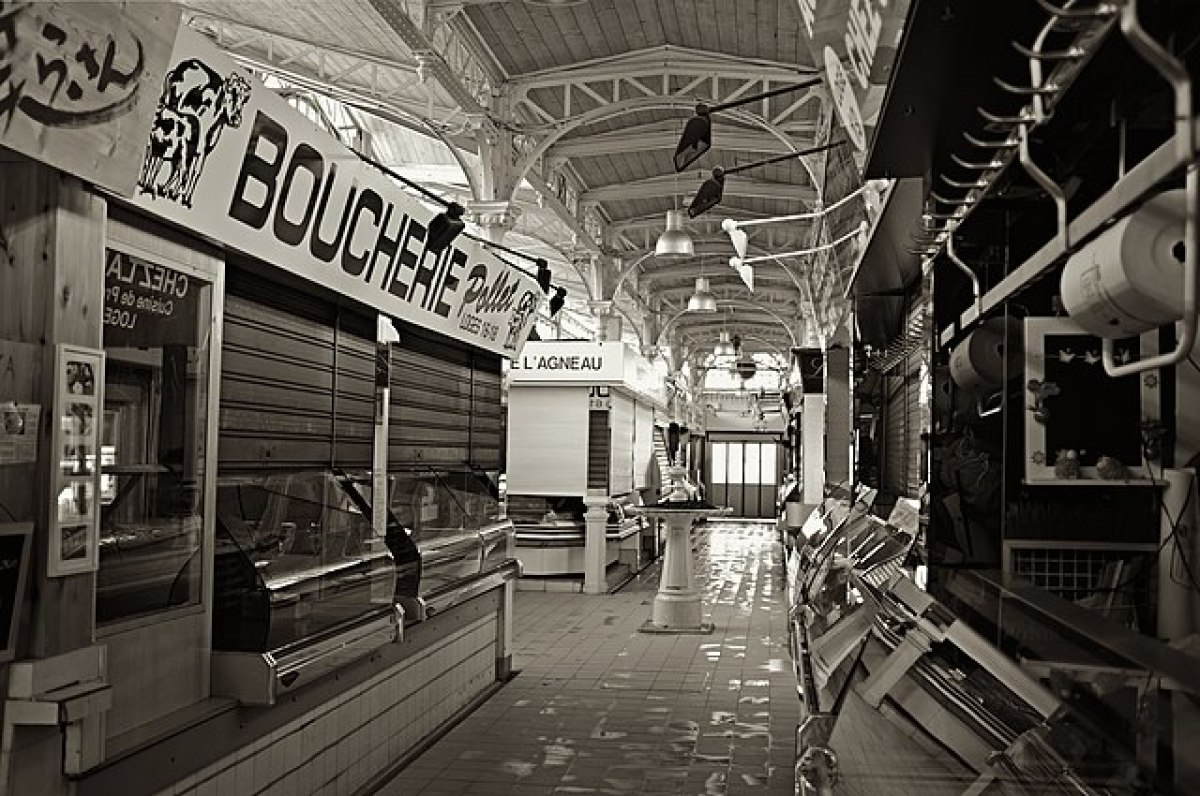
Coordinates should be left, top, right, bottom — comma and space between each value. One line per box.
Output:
727, 443, 744, 483
759, 444, 777, 485
744, 443, 761, 485
712, 443, 728, 483
98, 252, 210, 625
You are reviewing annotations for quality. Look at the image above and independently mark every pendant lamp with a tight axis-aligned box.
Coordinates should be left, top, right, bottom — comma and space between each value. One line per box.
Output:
655, 210, 694, 256
714, 330, 736, 357
687, 277, 717, 313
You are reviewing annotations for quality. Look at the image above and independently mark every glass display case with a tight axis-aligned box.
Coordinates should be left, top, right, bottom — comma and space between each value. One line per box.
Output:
209, 466, 517, 705
209, 470, 417, 705
786, 494, 1148, 793
379, 467, 513, 605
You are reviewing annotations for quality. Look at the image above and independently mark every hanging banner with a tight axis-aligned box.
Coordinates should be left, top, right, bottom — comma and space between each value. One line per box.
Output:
796, 0, 912, 159
0, 1, 182, 196
123, 27, 543, 358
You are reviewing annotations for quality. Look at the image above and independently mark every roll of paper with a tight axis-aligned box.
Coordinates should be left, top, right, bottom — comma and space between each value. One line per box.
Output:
949, 317, 1021, 394
1062, 189, 1187, 338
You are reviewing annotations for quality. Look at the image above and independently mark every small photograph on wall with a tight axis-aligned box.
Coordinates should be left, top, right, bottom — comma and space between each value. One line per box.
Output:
65, 360, 95, 396
49, 344, 103, 577
61, 443, 94, 477
60, 523, 89, 561
57, 481, 94, 524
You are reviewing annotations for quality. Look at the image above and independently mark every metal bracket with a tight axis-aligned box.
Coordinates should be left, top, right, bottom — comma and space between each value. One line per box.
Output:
1016, 123, 1071, 253
946, 227, 983, 318
1103, 0, 1197, 376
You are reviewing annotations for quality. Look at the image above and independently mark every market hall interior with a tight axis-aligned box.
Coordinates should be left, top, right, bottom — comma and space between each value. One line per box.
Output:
1, 1, 1199, 795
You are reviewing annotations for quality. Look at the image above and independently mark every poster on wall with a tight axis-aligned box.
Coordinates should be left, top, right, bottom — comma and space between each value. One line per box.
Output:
0, 1, 183, 196
795, 0, 913, 162
0, 403, 39, 466
48, 344, 104, 576
122, 26, 544, 359
0, 523, 33, 663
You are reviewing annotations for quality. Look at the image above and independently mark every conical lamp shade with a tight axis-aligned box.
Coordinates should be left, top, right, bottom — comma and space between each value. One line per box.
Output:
686, 277, 717, 312
714, 330, 736, 356
655, 210, 694, 256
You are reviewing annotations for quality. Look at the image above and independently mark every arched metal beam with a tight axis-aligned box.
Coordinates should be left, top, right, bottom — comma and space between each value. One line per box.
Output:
655, 299, 799, 348
512, 97, 821, 209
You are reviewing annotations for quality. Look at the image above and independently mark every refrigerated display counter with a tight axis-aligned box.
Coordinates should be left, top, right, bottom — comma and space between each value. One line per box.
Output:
209, 468, 517, 706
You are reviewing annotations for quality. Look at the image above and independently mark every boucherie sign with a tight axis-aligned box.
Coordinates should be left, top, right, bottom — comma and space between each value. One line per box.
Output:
123, 27, 542, 358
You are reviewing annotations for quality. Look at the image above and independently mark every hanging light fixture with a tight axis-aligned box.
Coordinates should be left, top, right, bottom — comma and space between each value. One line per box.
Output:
655, 209, 694, 256
714, 330, 736, 356
687, 277, 717, 312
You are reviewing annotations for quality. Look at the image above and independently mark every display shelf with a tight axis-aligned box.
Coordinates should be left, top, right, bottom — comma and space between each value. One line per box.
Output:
940, 118, 1200, 349
1022, 478, 1166, 488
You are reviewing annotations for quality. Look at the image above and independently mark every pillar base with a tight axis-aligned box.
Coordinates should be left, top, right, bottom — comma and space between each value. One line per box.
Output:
639, 620, 714, 635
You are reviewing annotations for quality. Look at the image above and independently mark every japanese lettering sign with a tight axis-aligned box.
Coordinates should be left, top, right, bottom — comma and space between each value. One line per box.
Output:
124, 27, 543, 359
0, 1, 182, 195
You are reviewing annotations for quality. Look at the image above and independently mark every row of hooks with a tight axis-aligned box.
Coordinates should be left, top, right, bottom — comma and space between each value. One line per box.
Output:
908, 0, 1119, 313
921, 0, 1196, 378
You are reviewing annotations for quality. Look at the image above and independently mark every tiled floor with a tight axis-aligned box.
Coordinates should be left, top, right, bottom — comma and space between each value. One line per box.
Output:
375, 520, 799, 795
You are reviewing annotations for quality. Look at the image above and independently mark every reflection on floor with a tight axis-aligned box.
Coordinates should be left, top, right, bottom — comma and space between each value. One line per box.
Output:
374, 520, 970, 795
375, 521, 797, 794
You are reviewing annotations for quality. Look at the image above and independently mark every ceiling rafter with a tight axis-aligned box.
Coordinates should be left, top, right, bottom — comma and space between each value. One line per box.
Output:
547, 120, 818, 161
184, 11, 476, 132
582, 173, 816, 204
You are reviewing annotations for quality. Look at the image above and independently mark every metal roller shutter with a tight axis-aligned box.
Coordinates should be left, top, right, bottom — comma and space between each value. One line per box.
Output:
880, 299, 928, 499
219, 269, 374, 471
388, 325, 504, 468
587, 410, 610, 492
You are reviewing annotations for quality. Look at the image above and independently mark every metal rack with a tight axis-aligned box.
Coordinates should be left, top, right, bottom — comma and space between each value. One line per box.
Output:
928, 0, 1199, 371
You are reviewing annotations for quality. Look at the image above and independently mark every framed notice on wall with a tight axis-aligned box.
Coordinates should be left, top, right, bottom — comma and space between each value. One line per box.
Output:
0, 523, 33, 663
49, 345, 105, 576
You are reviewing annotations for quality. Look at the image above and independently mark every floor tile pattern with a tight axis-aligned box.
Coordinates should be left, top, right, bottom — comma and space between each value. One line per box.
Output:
375, 520, 799, 795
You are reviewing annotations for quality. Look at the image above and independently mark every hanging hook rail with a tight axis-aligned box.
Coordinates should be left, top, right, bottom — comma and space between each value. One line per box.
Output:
1017, 124, 1072, 252
952, 153, 1006, 171
1102, 0, 1196, 377
945, 225, 983, 318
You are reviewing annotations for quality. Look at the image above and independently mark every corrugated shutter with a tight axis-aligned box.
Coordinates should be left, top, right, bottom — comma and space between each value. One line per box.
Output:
388, 325, 503, 468
505, 386, 587, 496
219, 269, 373, 471
587, 410, 610, 492
882, 364, 922, 497
609, 394, 634, 495
880, 297, 928, 499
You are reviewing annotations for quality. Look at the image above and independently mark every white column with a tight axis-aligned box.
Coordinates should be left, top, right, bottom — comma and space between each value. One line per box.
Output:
801, 394, 826, 505
583, 493, 608, 594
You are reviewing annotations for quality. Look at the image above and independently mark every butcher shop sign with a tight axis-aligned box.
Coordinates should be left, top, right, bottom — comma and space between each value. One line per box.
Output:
123, 26, 543, 359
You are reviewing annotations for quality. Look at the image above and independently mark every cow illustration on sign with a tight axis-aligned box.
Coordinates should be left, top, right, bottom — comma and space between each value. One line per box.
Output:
503, 290, 540, 352
137, 59, 251, 207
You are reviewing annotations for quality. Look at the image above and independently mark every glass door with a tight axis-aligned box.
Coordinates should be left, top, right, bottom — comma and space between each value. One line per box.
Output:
708, 437, 780, 518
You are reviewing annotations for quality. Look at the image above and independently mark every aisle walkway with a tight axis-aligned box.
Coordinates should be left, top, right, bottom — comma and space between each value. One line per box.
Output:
375, 520, 799, 795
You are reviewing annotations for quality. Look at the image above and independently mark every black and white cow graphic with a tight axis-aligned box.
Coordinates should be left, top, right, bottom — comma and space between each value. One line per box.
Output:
504, 290, 541, 351
138, 59, 251, 207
